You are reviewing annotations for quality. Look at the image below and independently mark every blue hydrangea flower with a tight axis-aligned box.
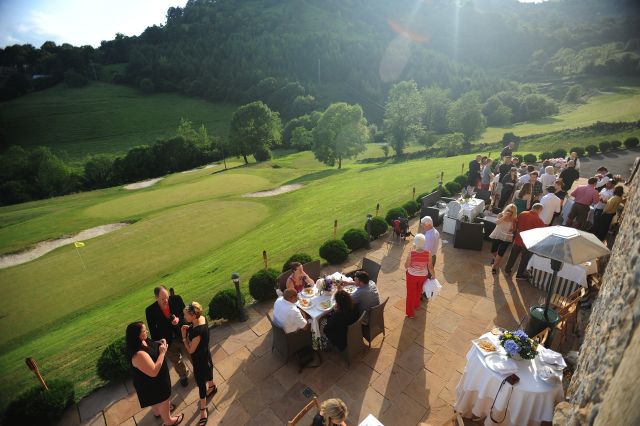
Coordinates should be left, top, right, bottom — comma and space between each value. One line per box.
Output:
503, 339, 520, 356
513, 330, 528, 340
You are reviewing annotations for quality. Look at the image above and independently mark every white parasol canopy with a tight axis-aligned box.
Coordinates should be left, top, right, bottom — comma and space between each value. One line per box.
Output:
520, 226, 610, 266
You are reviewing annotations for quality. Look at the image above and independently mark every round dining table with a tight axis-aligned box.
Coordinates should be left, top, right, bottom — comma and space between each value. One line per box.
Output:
455, 332, 564, 426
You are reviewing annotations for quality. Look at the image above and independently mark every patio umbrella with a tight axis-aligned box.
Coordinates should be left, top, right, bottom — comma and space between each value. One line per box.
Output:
519, 226, 610, 323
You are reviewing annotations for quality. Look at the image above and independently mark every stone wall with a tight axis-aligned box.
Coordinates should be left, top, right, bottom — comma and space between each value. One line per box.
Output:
553, 175, 640, 425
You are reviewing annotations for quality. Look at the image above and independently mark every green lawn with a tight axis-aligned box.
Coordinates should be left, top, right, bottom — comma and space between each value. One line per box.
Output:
478, 87, 640, 144
0, 82, 236, 166
0, 149, 474, 411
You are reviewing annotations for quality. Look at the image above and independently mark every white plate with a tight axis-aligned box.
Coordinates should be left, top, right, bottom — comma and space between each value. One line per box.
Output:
297, 299, 313, 309
300, 287, 317, 298
344, 285, 357, 294
318, 300, 334, 311
472, 338, 499, 356
538, 366, 562, 384
484, 353, 518, 374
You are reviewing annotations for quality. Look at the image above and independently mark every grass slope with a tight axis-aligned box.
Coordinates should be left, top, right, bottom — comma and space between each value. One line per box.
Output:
0, 82, 236, 166
478, 87, 640, 144
0, 148, 476, 410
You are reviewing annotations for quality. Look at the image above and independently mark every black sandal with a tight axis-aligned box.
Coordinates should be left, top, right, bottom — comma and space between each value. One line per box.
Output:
491, 268, 498, 275
206, 384, 218, 397
164, 412, 184, 426
155, 403, 176, 417
199, 408, 208, 425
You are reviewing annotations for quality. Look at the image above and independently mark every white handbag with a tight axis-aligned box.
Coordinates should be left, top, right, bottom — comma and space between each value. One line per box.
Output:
423, 278, 442, 299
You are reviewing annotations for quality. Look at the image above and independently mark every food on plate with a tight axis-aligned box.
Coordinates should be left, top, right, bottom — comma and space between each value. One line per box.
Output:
303, 288, 315, 296
320, 300, 333, 310
298, 298, 311, 307
344, 285, 357, 294
491, 327, 505, 336
478, 340, 497, 352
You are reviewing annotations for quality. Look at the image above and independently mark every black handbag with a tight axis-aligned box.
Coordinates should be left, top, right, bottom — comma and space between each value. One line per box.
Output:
489, 374, 519, 423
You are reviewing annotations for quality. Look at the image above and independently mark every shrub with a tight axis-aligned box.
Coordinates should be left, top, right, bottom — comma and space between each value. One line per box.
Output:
539, 152, 553, 161
437, 185, 451, 197
97, 337, 129, 382
415, 192, 431, 202
453, 175, 468, 186
569, 147, 585, 157
4, 379, 74, 425
342, 228, 370, 251
610, 140, 622, 150
209, 289, 245, 321
65, 70, 89, 88
585, 144, 599, 155
366, 216, 388, 239
319, 239, 349, 264
385, 207, 409, 225
552, 148, 567, 159
444, 181, 462, 195
139, 78, 154, 93
402, 200, 420, 216
281, 253, 314, 272
599, 141, 611, 153
523, 153, 537, 164
624, 137, 639, 148
248, 268, 279, 301
253, 146, 271, 162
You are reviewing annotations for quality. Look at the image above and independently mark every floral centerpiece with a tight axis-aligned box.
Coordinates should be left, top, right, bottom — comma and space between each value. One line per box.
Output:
498, 329, 538, 360
322, 276, 334, 292
459, 187, 476, 202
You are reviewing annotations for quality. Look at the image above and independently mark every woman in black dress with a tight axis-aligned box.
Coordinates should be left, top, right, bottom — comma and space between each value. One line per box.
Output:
323, 290, 359, 351
181, 302, 216, 425
499, 167, 519, 209
126, 322, 183, 426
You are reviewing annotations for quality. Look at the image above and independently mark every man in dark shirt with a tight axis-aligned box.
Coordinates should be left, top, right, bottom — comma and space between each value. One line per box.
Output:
500, 142, 515, 159
467, 155, 482, 188
559, 160, 580, 191
498, 156, 513, 177
350, 271, 380, 324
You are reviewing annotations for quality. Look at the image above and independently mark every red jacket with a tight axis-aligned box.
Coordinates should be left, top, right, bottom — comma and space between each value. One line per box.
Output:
514, 211, 545, 247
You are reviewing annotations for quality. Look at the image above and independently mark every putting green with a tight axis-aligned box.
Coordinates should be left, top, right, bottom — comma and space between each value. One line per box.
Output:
0, 199, 268, 345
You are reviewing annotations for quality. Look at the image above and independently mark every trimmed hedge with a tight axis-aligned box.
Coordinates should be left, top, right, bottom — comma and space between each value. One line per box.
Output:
523, 153, 537, 164
342, 228, 370, 251
97, 337, 129, 383
281, 253, 313, 272
569, 147, 585, 157
585, 144, 599, 155
453, 175, 468, 186
610, 140, 622, 150
552, 148, 567, 159
319, 239, 349, 264
539, 152, 553, 161
384, 207, 408, 225
402, 200, 420, 217
444, 181, 462, 195
249, 268, 279, 301
4, 379, 74, 425
438, 185, 451, 197
599, 141, 612, 153
624, 137, 639, 148
209, 289, 245, 321
366, 216, 388, 239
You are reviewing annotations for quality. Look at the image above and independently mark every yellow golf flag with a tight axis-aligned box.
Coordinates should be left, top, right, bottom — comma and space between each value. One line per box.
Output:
74, 241, 85, 248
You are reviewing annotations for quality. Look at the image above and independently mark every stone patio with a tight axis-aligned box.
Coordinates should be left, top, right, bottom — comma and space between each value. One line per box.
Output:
60, 217, 546, 426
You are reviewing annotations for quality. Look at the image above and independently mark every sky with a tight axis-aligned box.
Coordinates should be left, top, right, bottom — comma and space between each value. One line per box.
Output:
0, 0, 188, 48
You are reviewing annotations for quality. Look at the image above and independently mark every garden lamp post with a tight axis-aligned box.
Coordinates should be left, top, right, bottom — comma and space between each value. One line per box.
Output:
231, 272, 247, 322
365, 214, 373, 240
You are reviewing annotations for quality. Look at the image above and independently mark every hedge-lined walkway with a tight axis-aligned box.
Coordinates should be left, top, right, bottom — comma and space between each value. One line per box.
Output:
56, 217, 545, 426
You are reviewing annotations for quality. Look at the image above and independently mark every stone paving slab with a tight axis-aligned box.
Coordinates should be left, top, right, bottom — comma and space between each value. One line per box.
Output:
75, 216, 546, 425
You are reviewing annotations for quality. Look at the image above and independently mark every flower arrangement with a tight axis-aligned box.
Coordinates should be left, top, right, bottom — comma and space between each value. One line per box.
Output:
322, 276, 334, 292
459, 187, 476, 202
498, 329, 538, 360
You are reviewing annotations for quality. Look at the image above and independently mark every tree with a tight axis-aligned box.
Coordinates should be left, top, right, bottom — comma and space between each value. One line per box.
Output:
312, 103, 369, 169
482, 95, 513, 126
447, 92, 486, 144
421, 86, 451, 133
229, 101, 281, 164
83, 155, 113, 189
291, 127, 313, 151
438, 133, 465, 157
291, 95, 317, 118
383, 80, 425, 155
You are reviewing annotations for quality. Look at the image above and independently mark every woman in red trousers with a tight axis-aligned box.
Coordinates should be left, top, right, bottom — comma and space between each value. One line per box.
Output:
404, 233, 435, 318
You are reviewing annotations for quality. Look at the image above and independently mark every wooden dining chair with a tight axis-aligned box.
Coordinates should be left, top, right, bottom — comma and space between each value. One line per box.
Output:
550, 287, 586, 311
532, 327, 549, 346
288, 397, 320, 426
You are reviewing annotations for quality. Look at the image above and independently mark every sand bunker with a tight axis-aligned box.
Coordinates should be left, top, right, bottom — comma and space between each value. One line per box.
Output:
0, 223, 130, 269
181, 164, 217, 174
242, 184, 303, 197
123, 178, 163, 190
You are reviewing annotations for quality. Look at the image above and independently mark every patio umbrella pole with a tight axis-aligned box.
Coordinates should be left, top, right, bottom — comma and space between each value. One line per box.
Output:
544, 259, 563, 320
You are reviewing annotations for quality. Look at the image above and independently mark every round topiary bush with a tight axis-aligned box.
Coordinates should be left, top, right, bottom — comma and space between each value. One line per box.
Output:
539, 152, 553, 161
248, 268, 279, 301
97, 337, 129, 383
624, 137, 639, 149
552, 148, 567, 159
385, 207, 408, 225
342, 228, 370, 251
444, 181, 462, 195
585, 144, 599, 155
4, 379, 75, 425
319, 239, 349, 264
366, 216, 388, 239
599, 141, 611, 153
610, 140, 622, 150
281, 253, 314, 272
253, 146, 271, 162
523, 153, 537, 164
209, 289, 246, 321
453, 175, 468, 186
402, 200, 420, 217
438, 186, 451, 197
569, 147, 585, 157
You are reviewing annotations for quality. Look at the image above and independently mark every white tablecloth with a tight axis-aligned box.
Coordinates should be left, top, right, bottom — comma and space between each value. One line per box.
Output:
527, 255, 596, 288
358, 414, 384, 426
443, 216, 458, 234
455, 333, 564, 426
460, 198, 486, 221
